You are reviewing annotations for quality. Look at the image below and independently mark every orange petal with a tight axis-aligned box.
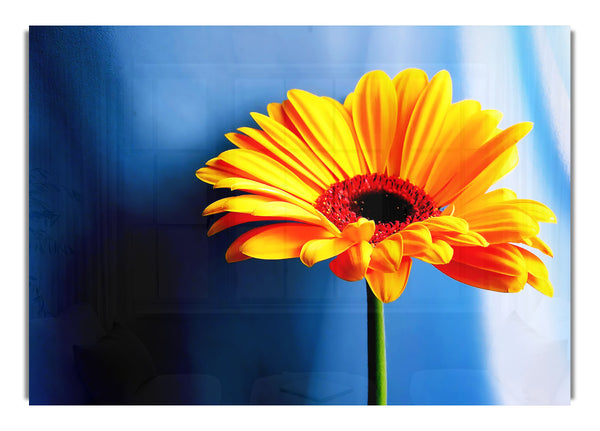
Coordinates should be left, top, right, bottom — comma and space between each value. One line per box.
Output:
366, 257, 412, 303
208, 213, 273, 236
300, 237, 354, 267
435, 259, 528, 293
450, 244, 527, 276
239, 223, 335, 260
329, 241, 373, 282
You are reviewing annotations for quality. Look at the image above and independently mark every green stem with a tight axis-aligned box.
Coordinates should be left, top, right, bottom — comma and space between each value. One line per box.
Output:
366, 281, 387, 405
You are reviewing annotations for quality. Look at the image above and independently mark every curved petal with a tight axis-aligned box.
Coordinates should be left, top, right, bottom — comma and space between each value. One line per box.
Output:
419, 216, 489, 247
398, 223, 432, 256
203, 195, 276, 216
414, 239, 454, 265
527, 273, 554, 297
435, 259, 528, 293
369, 236, 403, 273
366, 257, 412, 303
329, 241, 373, 282
523, 236, 554, 257
352, 70, 398, 173
239, 223, 335, 260
208, 213, 273, 237
300, 237, 354, 267
341, 218, 376, 242
450, 244, 527, 276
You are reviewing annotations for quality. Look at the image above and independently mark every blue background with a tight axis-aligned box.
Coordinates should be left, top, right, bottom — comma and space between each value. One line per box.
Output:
29, 26, 570, 404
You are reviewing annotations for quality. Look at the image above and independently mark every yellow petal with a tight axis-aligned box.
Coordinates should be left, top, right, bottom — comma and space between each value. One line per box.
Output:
414, 239, 454, 265
266, 102, 300, 135
451, 147, 519, 209
461, 205, 540, 244
321, 96, 367, 175
343, 92, 353, 113
369, 236, 403, 273
252, 201, 324, 224
216, 149, 321, 202
240, 223, 335, 260
434, 100, 482, 151
284, 91, 352, 180
525, 236, 554, 257
425, 109, 503, 194
507, 200, 557, 224
432, 122, 533, 206
203, 195, 276, 216
420, 215, 469, 234
516, 246, 550, 279
366, 257, 412, 303
398, 223, 432, 256
196, 166, 230, 185
213, 177, 340, 234
329, 241, 373, 282
352, 70, 398, 173
208, 213, 268, 236
399, 70, 452, 184
455, 188, 518, 211
386, 68, 429, 177
419, 216, 488, 247
341, 218, 376, 243
300, 237, 354, 267
250, 112, 337, 187
527, 273, 554, 297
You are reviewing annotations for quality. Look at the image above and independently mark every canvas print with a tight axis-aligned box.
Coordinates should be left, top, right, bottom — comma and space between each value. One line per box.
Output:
29, 26, 571, 405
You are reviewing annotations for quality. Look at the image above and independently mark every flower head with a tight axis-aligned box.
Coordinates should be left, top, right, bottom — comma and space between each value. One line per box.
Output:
197, 69, 556, 303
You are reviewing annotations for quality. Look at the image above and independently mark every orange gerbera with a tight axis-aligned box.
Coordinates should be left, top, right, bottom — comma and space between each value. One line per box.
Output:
196, 69, 555, 303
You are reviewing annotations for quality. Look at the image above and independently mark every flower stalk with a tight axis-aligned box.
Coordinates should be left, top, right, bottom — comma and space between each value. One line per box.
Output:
366, 281, 387, 405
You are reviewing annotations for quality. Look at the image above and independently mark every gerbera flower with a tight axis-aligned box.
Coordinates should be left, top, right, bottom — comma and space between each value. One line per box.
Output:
196, 69, 555, 304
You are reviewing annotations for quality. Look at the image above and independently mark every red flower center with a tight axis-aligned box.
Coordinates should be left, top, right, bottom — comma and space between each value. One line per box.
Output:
315, 173, 441, 243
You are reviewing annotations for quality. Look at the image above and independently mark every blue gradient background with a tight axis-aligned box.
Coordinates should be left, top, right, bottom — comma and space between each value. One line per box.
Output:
29, 26, 570, 404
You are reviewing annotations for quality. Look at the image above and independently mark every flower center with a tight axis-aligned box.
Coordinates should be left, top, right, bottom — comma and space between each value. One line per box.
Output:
315, 173, 441, 243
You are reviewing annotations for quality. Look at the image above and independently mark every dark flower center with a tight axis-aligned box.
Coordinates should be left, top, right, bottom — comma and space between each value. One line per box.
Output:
315, 173, 441, 243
